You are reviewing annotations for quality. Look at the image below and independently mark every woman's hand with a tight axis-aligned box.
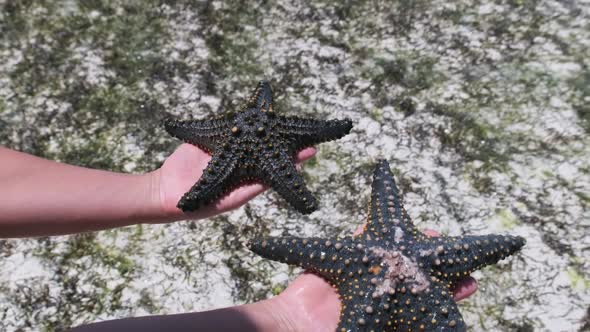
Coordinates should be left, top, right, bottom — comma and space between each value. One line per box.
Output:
0, 144, 315, 237
270, 229, 478, 332
151, 143, 317, 221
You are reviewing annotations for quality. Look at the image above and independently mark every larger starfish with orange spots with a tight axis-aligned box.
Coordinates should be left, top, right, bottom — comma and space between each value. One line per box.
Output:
164, 81, 352, 214
248, 160, 525, 331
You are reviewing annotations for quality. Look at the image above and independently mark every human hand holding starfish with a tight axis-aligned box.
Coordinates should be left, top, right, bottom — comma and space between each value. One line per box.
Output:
0, 144, 315, 237
266, 229, 477, 332
0, 146, 479, 332
70, 228, 477, 332
152, 143, 317, 221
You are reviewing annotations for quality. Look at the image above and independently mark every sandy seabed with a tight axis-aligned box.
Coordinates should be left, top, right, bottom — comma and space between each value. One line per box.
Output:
0, 1, 589, 331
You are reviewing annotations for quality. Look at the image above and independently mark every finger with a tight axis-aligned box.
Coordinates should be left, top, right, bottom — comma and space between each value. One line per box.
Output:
421, 229, 478, 300
182, 143, 212, 159
452, 276, 478, 301
167, 144, 212, 173
352, 225, 365, 236
193, 182, 267, 219
423, 229, 440, 237
295, 147, 317, 164
215, 182, 267, 208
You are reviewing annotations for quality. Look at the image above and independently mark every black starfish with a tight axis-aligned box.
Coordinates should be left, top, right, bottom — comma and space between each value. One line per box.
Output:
248, 160, 525, 332
164, 81, 353, 213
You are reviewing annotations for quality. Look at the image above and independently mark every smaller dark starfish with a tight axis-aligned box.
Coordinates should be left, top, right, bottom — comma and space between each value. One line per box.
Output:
164, 81, 353, 213
248, 160, 525, 332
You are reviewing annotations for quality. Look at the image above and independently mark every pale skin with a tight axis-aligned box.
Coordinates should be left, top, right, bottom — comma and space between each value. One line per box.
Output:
0, 144, 477, 331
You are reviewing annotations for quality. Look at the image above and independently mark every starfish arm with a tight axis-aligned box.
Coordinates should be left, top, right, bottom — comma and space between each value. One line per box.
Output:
401, 279, 467, 332
336, 285, 385, 331
259, 153, 319, 214
360, 160, 423, 242
247, 236, 357, 278
164, 117, 229, 151
245, 80, 273, 111
275, 116, 353, 152
177, 152, 238, 211
420, 234, 526, 284
335, 278, 467, 331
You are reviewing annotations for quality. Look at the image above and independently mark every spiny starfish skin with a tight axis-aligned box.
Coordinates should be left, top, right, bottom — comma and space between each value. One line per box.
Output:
248, 160, 525, 332
164, 80, 353, 214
